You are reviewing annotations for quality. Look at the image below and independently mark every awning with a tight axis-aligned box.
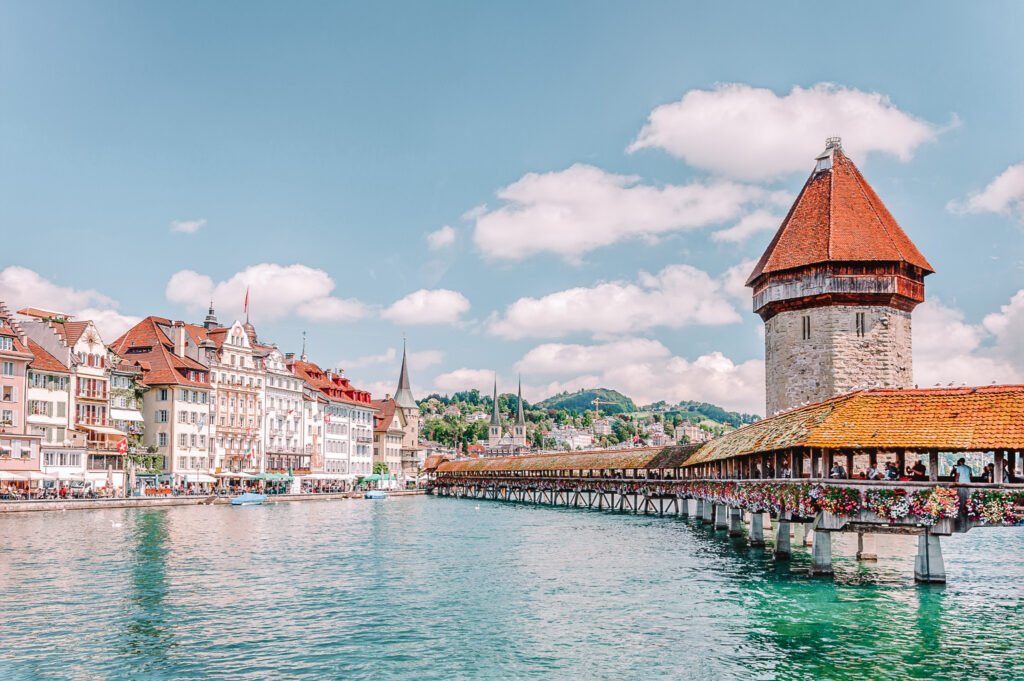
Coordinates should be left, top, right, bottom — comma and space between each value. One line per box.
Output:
110, 408, 145, 422
303, 473, 358, 481
78, 425, 127, 437
0, 471, 26, 481
183, 473, 217, 484
252, 473, 293, 481
55, 472, 87, 481
215, 471, 254, 479
25, 471, 57, 481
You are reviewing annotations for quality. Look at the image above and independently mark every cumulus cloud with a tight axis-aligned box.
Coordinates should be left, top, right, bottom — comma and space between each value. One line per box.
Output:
0, 266, 139, 341
433, 368, 501, 396
426, 225, 456, 250
721, 258, 759, 303
165, 263, 369, 323
170, 218, 206, 234
471, 163, 786, 261
712, 209, 783, 243
629, 83, 943, 181
488, 264, 741, 339
947, 162, 1024, 222
341, 347, 444, 371
516, 338, 672, 375
913, 296, 1024, 386
381, 289, 470, 326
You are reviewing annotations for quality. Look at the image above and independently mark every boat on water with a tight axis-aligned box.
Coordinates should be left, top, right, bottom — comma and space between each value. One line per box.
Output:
230, 492, 267, 506
364, 490, 388, 500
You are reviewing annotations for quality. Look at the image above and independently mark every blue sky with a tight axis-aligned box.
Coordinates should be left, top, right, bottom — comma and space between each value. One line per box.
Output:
1, 2, 1022, 414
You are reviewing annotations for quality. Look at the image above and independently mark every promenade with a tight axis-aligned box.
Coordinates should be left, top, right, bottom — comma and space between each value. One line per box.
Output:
0, 489, 425, 513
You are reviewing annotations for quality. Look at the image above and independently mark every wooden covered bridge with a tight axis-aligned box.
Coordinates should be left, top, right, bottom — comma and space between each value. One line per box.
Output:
427, 385, 1024, 583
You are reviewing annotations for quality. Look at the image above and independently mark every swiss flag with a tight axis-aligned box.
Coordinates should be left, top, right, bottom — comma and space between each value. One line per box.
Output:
117, 438, 128, 454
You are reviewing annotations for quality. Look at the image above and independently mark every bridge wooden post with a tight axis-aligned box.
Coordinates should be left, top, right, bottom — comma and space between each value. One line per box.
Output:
714, 503, 728, 530
749, 512, 765, 546
728, 507, 743, 537
810, 528, 833, 575
914, 530, 946, 583
774, 513, 791, 559
679, 498, 689, 518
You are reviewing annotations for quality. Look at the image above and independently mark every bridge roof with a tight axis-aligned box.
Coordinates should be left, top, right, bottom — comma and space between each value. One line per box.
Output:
435, 444, 700, 473
686, 385, 1024, 465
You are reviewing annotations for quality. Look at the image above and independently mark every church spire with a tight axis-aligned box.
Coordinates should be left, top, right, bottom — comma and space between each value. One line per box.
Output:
516, 376, 525, 425
394, 337, 417, 410
490, 376, 500, 427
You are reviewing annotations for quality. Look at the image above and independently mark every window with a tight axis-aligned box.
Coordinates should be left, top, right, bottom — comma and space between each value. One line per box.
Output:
2, 385, 17, 401
190, 434, 197, 447
1, 361, 14, 376
156, 410, 168, 423
199, 435, 206, 449
56, 402, 66, 418
178, 433, 188, 447
158, 433, 168, 447
0, 409, 13, 425
178, 411, 187, 424
0, 336, 13, 351
158, 388, 168, 401
801, 315, 811, 340
855, 312, 866, 338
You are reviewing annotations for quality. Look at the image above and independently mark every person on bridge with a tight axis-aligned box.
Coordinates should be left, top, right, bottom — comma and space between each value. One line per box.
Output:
954, 458, 974, 483
829, 463, 848, 479
866, 463, 882, 480
909, 460, 928, 481
884, 462, 900, 480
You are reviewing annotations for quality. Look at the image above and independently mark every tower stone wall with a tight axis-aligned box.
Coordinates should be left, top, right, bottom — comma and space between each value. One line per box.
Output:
765, 305, 913, 415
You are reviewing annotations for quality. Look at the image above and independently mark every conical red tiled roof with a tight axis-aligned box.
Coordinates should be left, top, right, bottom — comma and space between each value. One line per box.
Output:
747, 146, 933, 286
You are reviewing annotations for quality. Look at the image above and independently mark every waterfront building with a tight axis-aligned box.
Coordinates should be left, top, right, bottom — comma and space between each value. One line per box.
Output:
110, 316, 212, 480
747, 138, 933, 416
19, 308, 121, 482
371, 397, 405, 476
262, 347, 308, 474
290, 358, 376, 477
0, 301, 42, 478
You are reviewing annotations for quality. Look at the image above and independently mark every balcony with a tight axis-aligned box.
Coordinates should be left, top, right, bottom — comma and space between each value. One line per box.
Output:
76, 390, 109, 401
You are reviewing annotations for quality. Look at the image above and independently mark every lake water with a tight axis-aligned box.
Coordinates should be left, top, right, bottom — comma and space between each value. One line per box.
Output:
1, 496, 1022, 680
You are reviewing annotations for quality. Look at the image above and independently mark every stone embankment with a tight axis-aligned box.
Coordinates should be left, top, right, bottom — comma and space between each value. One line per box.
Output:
0, 489, 425, 513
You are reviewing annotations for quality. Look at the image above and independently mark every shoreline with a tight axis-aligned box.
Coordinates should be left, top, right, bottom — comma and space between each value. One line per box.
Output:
0, 489, 426, 514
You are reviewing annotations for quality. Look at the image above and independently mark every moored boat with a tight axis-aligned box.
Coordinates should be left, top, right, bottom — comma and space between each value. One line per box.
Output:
364, 490, 388, 500
230, 492, 267, 506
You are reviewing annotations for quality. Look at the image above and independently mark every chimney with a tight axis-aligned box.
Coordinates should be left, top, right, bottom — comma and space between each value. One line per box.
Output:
172, 321, 187, 357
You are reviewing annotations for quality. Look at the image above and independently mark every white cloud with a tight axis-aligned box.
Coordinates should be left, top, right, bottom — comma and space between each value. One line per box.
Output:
165, 263, 369, 323
382, 289, 470, 326
488, 264, 740, 339
426, 225, 456, 250
170, 218, 206, 234
722, 258, 759, 303
516, 338, 672, 375
433, 368, 501, 396
342, 347, 444, 371
913, 296, 1024, 386
629, 83, 942, 181
0, 266, 139, 341
712, 209, 783, 243
947, 162, 1024, 222
471, 163, 784, 261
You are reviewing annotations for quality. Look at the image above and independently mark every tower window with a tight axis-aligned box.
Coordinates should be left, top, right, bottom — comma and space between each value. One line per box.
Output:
855, 312, 866, 338
801, 315, 811, 340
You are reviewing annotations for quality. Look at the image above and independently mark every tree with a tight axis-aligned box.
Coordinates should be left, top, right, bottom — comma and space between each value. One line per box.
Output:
373, 461, 389, 475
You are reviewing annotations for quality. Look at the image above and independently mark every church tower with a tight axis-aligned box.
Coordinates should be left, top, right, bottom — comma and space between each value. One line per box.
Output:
393, 340, 421, 452
488, 378, 501, 448
747, 138, 933, 416
512, 377, 527, 448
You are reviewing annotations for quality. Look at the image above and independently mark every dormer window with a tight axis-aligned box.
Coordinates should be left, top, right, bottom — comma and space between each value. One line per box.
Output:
815, 153, 832, 173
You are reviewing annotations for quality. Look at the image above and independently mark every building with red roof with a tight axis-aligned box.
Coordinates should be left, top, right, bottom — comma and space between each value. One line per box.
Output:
749, 138, 933, 416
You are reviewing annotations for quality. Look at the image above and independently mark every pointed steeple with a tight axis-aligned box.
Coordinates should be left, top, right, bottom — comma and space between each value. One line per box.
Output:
516, 376, 525, 425
394, 338, 417, 410
490, 376, 500, 427
203, 301, 219, 330
300, 330, 308, 362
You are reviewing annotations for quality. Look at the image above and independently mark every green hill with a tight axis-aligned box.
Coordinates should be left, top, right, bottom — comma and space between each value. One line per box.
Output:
535, 388, 636, 415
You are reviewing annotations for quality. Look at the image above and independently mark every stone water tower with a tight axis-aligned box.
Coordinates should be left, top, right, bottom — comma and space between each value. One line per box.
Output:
747, 138, 934, 416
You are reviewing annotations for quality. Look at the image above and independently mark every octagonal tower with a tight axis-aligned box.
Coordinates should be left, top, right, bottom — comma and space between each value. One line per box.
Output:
747, 138, 934, 416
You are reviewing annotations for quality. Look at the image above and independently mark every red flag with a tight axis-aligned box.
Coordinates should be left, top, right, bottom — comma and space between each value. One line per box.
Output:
243, 287, 250, 317
117, 438, 128, 454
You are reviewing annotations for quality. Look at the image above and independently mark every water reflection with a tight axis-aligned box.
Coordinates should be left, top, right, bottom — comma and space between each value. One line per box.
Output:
122, 510, 174, 667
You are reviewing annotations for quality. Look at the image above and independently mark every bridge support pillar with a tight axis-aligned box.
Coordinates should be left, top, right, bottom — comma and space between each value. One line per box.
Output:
914, 531, 946, 583
701, 500, 713, 524
714, 504, 728, 530
774, 514, 791, 559
749, 512, 765, 546
810, 530, 833, 575
800, 523, 814, 547
763, 513, 772, 531
679, 498, 689, 517
856, 532, 877, 561
728, 507, 743, 536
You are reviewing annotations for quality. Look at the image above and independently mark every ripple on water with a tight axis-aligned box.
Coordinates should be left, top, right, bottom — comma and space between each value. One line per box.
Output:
0, 498, 1022, 680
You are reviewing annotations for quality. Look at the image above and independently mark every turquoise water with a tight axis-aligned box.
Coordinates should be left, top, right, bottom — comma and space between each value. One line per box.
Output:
1, 496, 1022, 680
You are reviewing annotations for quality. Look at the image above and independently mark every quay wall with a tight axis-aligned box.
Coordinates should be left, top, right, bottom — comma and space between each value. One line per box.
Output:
0, 489, 425, 514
